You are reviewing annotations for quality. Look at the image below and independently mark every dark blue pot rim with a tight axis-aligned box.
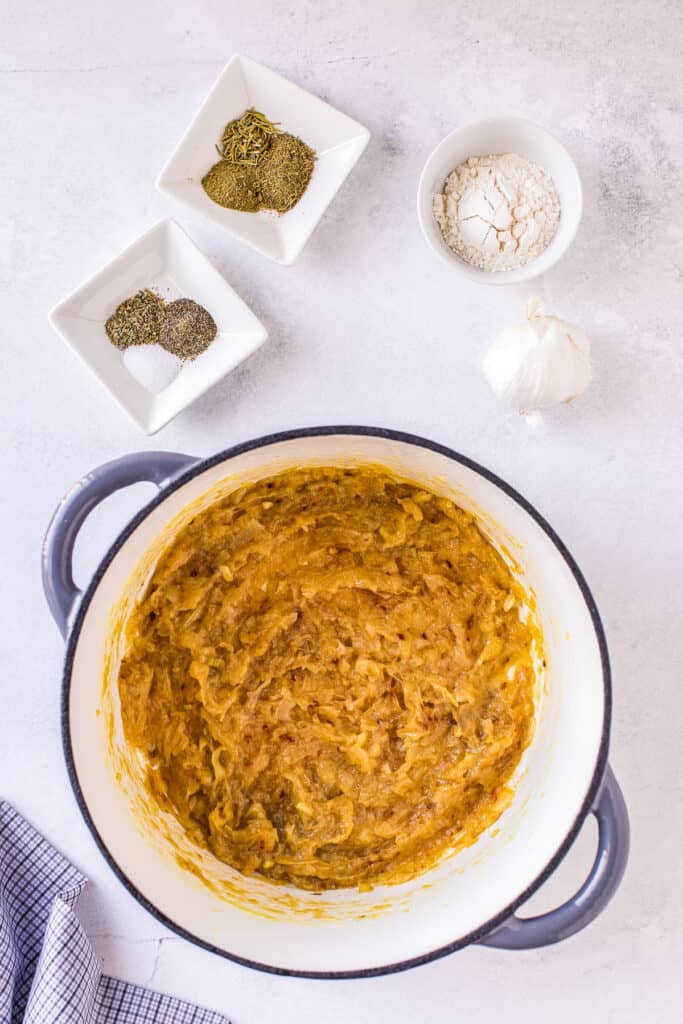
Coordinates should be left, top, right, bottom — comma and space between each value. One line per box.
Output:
61, 426, 611, 980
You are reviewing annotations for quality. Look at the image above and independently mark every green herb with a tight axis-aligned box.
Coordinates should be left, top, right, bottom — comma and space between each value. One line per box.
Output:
105, 289, 165, 350
219, 108, 281, 166
201, 161, 262, 212
258, 133, 316, 213
159, 299, 217, 360
202, 105, 316, 215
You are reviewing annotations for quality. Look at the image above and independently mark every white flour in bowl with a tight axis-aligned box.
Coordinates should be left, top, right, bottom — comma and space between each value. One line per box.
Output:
433, 153, 560, 272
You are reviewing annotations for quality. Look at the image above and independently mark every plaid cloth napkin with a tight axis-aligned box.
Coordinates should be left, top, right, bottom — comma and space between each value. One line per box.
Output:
0, 802, 230, 1024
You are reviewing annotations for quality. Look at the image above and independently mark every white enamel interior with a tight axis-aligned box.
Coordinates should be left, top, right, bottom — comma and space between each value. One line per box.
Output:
67, 433, 605, 974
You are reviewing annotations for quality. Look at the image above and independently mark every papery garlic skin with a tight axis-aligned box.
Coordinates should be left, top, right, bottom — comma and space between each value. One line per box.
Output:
483, 298, 592, 413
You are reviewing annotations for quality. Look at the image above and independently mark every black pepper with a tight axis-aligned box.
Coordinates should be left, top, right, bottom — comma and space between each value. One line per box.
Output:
159, 299, 217, 360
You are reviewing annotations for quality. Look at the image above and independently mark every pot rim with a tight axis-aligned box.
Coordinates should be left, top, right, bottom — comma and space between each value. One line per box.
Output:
61, 425, 611, 979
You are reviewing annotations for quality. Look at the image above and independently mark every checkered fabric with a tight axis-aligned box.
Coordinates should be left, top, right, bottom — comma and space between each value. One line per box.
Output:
0, 803, 230, 1024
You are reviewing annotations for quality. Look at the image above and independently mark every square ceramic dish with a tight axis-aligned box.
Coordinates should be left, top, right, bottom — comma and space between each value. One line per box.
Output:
48, 219, 267, 434
156, 55, 370, 265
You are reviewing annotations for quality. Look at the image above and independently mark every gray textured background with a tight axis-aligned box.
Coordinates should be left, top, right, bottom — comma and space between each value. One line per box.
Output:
1, 1, 680, 1020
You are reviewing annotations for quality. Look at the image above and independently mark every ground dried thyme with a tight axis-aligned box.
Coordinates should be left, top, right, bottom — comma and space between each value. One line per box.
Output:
259, 132, 315, 213
159, 299, 217, 360
105, 289, 165, 350
201, 107, 316, 214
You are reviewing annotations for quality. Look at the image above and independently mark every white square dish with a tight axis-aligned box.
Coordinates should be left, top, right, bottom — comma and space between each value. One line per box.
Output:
48, 219, 268, 434
156, 55, 370, 265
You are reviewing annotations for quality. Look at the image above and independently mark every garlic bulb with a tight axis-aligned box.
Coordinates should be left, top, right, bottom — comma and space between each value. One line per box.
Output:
483, 298, 592, 413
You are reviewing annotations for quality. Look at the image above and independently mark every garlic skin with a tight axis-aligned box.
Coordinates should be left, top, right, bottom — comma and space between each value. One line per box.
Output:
483, 298, 592, 413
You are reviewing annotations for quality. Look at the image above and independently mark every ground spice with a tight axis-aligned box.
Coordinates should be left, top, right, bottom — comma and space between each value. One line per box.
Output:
105, 289, 165, 350
258, 132, 315, 213
159, 299, 217, 360
201, 161, 262, 212
201, 107, 316, 215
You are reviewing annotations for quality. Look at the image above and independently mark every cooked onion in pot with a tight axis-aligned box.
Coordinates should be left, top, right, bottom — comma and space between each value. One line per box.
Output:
118, 467, 538, 891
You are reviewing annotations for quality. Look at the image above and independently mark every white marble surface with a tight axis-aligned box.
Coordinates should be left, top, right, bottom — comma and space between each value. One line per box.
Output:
2, 1, 681, 1020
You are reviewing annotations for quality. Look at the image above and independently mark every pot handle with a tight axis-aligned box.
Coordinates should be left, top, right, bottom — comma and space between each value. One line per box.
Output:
42, 451, 198, 638
479, 764, 629, 950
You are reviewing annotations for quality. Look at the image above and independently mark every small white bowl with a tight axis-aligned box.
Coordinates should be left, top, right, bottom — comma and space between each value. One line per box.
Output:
417, 118, 582, 284
157, 55, 370, 265
49, 219, 267, 434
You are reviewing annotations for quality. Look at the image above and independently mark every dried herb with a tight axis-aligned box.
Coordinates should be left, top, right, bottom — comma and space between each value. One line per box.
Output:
201, 161, 262, 212
159, 299, 217, 360
258, 133, 316, 213
201, 107, 316, 215
105, 289, 165, 350
218, 108, 281, 165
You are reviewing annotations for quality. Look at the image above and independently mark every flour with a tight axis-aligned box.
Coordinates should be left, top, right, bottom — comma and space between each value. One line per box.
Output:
433, 154, 561, 272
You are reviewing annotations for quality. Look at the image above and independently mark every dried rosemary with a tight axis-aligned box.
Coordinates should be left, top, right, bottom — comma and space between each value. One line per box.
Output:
105, 290, 165, 350
218, 107, 281, 165
201, 106, 316, 215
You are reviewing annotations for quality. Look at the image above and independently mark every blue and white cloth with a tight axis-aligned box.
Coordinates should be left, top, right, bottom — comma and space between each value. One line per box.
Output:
0, 803, 230, 1024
